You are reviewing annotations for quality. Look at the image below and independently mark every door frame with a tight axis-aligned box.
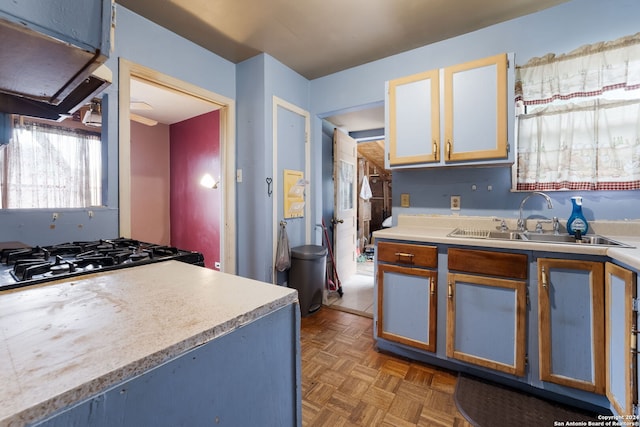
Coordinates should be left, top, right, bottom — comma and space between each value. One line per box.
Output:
118, 59, 237, 274
272, 96, 311, 283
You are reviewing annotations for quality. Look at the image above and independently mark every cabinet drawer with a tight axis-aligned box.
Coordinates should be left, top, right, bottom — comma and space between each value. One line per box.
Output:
448, 248, 527, 279
378, 242, 437, 267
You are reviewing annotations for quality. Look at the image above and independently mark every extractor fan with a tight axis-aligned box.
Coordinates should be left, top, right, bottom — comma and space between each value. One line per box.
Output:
130, 100, 158, 126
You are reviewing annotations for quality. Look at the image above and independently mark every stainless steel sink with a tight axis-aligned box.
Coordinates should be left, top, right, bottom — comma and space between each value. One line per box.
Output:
487, 231, 526, 240
447, 228, 634, 247
523, 233, 577, 243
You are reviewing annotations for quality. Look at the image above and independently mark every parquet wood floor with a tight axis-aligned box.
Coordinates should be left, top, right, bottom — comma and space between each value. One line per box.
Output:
301, 307, 473, 427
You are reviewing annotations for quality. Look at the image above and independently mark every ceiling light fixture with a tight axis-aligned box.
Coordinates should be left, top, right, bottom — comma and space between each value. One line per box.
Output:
82, 101, 102, 127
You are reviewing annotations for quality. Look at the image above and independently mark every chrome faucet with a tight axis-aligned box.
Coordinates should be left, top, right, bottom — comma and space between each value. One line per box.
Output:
517, 191, 553, 232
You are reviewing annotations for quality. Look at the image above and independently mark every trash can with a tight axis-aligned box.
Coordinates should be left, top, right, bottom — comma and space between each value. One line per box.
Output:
289, 245, 327, 316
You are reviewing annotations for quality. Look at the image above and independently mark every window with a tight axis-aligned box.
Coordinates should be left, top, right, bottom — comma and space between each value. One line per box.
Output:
0, 119, 102, 208
515, 33, 640, 191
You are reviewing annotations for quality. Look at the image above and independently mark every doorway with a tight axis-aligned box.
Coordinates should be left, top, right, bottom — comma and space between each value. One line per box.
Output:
326, 137, 391, 317
321, 104, 391, 317
118, 59, 237, 273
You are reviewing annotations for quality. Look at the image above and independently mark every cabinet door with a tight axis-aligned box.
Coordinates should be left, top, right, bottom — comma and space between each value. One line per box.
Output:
377, 263, 437, 352
605, 262, 637, 416
388, 69, 440, 166
446, 273, 527, 376
443, 53, 508, 162
538, 258, 605, 394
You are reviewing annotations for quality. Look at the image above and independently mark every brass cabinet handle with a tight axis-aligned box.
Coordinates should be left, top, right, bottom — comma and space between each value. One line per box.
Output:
446, 140, 452, 160
395, 252, 414, 263
430, 280, 436, 296
448, 282, 453, 299
541, 266, 548, 289
433, 140, 438, 160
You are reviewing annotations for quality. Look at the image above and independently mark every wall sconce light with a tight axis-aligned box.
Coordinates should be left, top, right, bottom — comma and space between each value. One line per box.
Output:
200, 173, 219, 189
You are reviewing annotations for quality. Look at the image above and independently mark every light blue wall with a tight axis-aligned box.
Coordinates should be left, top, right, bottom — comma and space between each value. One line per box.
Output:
236, 54, 311, 282
4, 0, 639, 267
310, 0, 640, 226
0, 5, 236, 246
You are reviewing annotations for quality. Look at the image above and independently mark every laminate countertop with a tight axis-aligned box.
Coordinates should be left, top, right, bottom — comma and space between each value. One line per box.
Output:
373, 215, 640, 271
0, 261, 298, 427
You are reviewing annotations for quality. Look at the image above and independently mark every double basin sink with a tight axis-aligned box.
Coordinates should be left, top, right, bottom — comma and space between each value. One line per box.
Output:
447, 228, 634, 247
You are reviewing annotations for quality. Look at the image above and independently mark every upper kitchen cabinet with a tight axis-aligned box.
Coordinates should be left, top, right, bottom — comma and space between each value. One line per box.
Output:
0, 0, 114, 119
443, 53, 508, 162
386, 53, 512, 168
388, 69, 440, 165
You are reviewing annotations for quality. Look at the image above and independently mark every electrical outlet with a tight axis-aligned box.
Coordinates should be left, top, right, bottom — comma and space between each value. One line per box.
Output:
214, 262, 221, 270
400, 193, 410, 207
451, 196, 461, 210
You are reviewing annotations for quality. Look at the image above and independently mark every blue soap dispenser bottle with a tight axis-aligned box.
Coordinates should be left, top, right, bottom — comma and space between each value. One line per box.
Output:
567, 196, 588, 236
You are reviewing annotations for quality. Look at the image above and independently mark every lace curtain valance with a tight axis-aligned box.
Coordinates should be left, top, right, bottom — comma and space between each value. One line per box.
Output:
515, 32, 640, 191
516, 32, 640, 105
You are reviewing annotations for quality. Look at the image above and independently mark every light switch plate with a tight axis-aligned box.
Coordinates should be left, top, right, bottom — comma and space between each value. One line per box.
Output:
400, 193, 410, 207
451, 195, 461, 210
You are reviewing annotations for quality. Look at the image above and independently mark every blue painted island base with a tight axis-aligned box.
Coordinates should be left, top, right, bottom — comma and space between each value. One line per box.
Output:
33, 304, 301, 427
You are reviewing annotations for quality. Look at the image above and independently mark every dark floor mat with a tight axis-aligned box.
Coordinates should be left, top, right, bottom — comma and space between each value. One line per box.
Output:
454, 374, 607, 427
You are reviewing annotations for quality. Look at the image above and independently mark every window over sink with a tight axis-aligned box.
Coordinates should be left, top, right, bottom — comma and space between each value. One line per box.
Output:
515, 32, 640, 191
0, 117, 103, 209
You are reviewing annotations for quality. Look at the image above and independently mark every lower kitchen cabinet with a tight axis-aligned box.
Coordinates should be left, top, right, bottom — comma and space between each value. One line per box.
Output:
376, 242, 438, 352
447, 248, 528, 376
605, 262, 637, 416
538, 258, 605, 394
374, 236, 640, 413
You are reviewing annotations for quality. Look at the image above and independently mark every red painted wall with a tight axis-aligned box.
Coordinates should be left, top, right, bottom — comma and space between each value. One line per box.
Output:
170, 110, 221, 269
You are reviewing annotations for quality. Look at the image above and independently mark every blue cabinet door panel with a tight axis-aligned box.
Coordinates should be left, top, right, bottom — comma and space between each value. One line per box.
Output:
548, 268, 594, 382
447, 272, 526, 377
383, 271, 431, 343
538, 258, 605, 394
454, 281, 516, 366
377, 263, 438, 352
605, 262, 636, 417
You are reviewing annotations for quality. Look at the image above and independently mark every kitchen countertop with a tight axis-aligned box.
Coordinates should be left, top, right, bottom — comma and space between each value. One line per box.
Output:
0, 261, 298, 427
373, 215, 640, 270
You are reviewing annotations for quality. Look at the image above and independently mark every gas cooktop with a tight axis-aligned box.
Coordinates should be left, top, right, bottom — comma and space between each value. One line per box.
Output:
0, 238, 205, 291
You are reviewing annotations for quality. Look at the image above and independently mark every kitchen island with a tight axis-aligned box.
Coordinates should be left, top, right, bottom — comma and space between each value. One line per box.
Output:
0, 261, 301, 427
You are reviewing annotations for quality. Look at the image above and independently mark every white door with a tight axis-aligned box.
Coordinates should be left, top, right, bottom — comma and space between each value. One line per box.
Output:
333, 128, 357, 283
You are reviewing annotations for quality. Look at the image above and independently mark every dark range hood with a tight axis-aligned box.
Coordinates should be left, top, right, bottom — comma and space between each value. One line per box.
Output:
0, 13, 112, 121
0, 65, 111, 122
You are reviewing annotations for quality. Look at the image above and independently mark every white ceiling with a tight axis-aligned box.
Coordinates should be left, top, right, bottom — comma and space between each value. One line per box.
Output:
129, 78, 220, 126
122, 0, 569, 129
324, 106, 385, 134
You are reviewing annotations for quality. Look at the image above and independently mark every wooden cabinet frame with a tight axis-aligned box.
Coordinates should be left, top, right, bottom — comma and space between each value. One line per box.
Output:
387, 53, 509, 168
388, 69, 440, 165
443, 53, 508, 162
605, 262, 637, 416
377, 263, 438, 352
446, 272, 527, 376
538, 258, 605, 394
